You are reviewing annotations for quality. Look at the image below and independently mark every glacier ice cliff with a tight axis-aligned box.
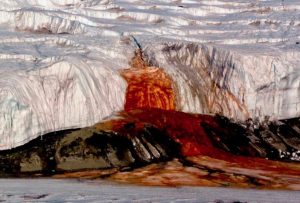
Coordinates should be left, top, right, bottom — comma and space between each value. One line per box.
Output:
0, 0, 299, 149
0, 58, 127, 149
143, 41, 300, 120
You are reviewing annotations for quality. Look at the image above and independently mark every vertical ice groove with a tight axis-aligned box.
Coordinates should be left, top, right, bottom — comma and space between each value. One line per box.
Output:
144, 41, 300, 121
0, 59, 127, 149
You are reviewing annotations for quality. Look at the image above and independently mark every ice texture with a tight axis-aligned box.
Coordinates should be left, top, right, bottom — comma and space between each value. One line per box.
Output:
1, 179, 300, 203
0, 0, 299, 149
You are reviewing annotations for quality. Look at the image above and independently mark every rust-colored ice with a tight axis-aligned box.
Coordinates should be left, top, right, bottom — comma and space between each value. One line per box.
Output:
121, 50, 176, 111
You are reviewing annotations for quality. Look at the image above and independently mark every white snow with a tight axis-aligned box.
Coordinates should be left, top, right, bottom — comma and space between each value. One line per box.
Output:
0, 0, 299, 149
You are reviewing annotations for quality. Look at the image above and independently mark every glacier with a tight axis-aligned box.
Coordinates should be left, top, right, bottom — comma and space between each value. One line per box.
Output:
0, 0, 299, 149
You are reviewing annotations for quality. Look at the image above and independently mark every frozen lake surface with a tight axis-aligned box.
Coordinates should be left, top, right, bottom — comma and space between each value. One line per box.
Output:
0, 179, 299, 203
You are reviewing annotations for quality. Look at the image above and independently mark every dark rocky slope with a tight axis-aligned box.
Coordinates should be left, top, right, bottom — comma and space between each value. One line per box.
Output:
0, 109, 300, 190
204, 115, 300, 161
0, 121, 179, 176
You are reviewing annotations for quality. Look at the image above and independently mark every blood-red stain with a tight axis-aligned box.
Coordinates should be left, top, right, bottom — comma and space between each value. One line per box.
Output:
121, 50, 176, 111
93, 109, 300, 189
120, 51, 242, 157
115, 50, 300, 189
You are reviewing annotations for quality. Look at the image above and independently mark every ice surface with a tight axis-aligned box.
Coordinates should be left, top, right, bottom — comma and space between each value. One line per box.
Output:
0, 179, 300, 203
0, 0, 299, 149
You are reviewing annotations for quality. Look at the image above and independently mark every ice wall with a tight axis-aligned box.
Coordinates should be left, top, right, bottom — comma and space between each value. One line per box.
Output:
143, 42, 300, 120
0, 0, 299, 149
0, 59, 127, 149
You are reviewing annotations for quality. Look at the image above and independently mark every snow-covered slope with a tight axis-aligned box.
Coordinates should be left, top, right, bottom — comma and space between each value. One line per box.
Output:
0, 0, 299, 149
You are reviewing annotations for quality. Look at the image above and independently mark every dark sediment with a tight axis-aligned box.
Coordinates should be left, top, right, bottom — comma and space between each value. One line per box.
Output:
204, 115, 300, 161
0, 109, 300, 190
0, 122, 180, 177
